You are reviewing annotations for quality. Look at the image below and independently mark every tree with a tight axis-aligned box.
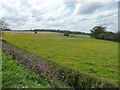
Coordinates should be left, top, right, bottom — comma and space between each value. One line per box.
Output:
64, 31, 70, 36
33, 30, 38, 34
34, 31, 37, 34
90, 26, 106, 39
90, 26, 119, 42
0, 18, 9, 30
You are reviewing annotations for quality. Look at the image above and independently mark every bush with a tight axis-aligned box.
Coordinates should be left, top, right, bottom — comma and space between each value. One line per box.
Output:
64, 31, 70, 36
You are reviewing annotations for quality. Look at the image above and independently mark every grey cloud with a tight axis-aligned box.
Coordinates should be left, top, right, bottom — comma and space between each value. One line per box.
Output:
1, 0, 32, 24
31, 10, 45, 21
5, 15, 28, 23
1, 3, 16, 14
100, 22, 115, 26
76, 2, 104, 15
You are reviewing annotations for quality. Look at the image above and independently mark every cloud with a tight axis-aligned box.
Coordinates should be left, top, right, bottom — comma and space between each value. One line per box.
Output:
73, 2, 105, 15
0, 0, 118, 32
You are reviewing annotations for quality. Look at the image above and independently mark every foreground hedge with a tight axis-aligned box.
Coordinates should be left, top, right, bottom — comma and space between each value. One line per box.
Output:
2, 40, 118, 88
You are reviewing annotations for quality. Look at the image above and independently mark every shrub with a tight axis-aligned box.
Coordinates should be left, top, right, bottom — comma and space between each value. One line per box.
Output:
64, 31, 70, 36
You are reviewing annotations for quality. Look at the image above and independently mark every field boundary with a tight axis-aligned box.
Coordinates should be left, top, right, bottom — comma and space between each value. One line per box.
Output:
2, 31, 61, 34
1, 40, 118, 88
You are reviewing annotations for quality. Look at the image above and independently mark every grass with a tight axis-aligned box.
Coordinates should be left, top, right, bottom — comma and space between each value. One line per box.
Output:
70, 34, 91, 39
2, 33, 118, 84
2, 51, 52, 88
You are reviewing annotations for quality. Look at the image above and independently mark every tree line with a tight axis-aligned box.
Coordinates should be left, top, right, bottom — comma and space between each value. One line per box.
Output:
33, 29, 89, 35
90, 26, 119, 42
0, 18, 119, 42
34, 27, 119, 42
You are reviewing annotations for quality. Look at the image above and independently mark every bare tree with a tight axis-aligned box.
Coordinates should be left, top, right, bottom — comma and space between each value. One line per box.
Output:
0, 18, 9, 30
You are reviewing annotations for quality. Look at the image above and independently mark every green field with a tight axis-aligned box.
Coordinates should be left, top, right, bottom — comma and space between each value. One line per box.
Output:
2, 51, 52, 88
70, 34, 91, 39
2, 33, 118, 84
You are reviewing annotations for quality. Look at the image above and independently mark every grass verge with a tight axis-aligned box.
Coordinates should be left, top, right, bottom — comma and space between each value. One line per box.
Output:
2, 52, 52, 88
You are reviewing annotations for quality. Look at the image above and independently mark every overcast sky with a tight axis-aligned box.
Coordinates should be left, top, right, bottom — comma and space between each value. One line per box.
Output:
0, 0, 119, 33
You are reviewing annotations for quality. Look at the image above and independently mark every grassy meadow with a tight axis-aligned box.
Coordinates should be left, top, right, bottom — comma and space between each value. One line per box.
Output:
2, 33, 118, 84
71, 34, 91, 39
2, 51, 52, 88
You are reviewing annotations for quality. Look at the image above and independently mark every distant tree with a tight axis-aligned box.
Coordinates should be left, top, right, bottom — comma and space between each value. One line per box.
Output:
34, 31, 37, 34
90, 26, 106, 39
90, 26, 119, 42
33, 30, 38, 34
64, 31, 70, 36
0, 18, 9, 30
112, 33, 119, 42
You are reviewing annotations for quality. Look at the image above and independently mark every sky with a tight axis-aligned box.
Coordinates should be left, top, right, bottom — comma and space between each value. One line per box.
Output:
0, 0, 119, 33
